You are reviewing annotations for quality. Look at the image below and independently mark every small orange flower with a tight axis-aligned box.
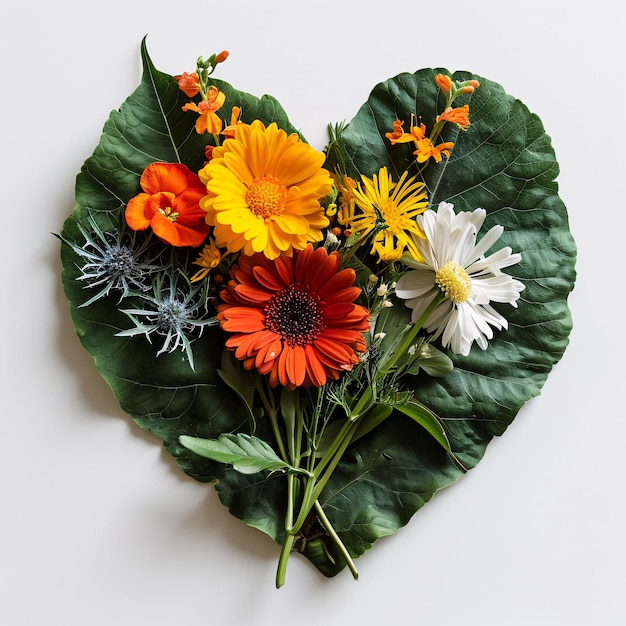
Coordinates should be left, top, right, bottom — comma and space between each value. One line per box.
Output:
182, 86, 226, 134
437, 105, 470, 130
386, 120, 454, 163
221, 106, 241, 138
413, 137, 455, 163
175, 72, 201, 98
126, 163, 209, 247
217, 245, 369, 389
435, 74, 453, 94
385, 119, 418, 145
385, 120, 428, 146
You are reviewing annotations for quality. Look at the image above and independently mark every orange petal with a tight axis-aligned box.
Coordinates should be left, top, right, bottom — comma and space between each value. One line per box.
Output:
286, 345, 306, 387
150, 213, 209, 247
235, 283, 273, 304
125, 194, 151, 230
253, 265, 287, 291
140, 162, 198, 195
304, 344, 327, 387
322, 286, 362, 306
277, 349, 290, 387
318, 267, 357, 300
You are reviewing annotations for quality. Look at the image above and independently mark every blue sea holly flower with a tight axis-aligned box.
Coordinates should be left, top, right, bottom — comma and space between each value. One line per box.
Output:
59, 213, 161, 307
116, 267, 218, 370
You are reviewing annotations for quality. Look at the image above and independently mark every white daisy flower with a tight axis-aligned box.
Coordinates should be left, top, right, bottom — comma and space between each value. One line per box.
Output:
395, 201, 525, 356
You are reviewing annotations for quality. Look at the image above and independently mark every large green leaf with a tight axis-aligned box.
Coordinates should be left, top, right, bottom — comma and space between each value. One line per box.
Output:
60, 53, 576, 580
60, 40, 300, 484
306, 70, 576, 574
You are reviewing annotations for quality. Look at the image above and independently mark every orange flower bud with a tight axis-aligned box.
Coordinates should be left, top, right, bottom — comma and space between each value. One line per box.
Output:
461, 80, 480, 94
214, 50, 229, 64
435, 74, 453, 94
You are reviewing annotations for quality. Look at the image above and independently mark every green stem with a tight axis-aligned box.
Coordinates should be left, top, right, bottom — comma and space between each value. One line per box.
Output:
289, 472, 317, 537
285, 473, 296, 532
289, 388, 371, 537
310, 420, 360, 505
276, 532, 295, 589
314, 501, 358, 581
313, 387, 373, 481
257, 380, 288, 462
377, 293, 445, 377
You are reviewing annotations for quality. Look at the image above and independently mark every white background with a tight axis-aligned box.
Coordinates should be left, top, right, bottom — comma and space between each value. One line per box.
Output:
1, 1, 624, 624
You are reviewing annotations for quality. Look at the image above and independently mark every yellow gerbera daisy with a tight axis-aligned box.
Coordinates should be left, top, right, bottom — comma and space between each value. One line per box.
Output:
350, 166, 429, 262
199, 120, 333, 260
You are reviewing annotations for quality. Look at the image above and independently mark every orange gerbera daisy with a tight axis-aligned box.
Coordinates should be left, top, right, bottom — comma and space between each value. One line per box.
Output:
217, 244, 369, 389
199, 120, 333, 260
125, 162, 209, 247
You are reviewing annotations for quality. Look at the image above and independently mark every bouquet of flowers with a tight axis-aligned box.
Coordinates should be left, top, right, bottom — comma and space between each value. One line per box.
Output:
59, 39, 576, 587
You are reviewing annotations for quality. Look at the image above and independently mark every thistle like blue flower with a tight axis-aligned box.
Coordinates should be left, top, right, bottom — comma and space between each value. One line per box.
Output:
116, 264, 218, 371
59, 212, 161, 307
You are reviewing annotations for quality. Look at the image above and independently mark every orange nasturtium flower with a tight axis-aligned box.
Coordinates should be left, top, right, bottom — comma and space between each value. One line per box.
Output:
217, 244, 369, 389
125, 162, 210, 247
182, 86, 226, 134
174, 72, 201, 98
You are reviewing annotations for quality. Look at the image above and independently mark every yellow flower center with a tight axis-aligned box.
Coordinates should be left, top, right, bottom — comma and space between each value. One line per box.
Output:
246, 176, 288, 220
377, 200, 404, 233
158, 206, 179, 222
435, 261, 472, 303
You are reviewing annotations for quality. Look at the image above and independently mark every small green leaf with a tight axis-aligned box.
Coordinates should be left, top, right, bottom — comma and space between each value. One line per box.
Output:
395, 400, 452, 454
354, 403, 394, 441
407, 343, 454, 377
179, 433, 290, 475
217, 350, 257, 425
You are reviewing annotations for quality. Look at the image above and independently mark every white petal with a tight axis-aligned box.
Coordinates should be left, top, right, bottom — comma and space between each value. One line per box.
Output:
468, 247, 522, 275
462, 224, 503, 267
396, 269, 437, 299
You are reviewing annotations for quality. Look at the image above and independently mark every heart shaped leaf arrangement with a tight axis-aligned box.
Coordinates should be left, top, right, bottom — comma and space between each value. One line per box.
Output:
59, 40, 576, 587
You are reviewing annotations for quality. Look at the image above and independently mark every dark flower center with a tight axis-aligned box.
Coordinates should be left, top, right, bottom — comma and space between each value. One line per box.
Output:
158, 297, 190, 329
101, 245, 137, 277
265, 284, 325, 346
